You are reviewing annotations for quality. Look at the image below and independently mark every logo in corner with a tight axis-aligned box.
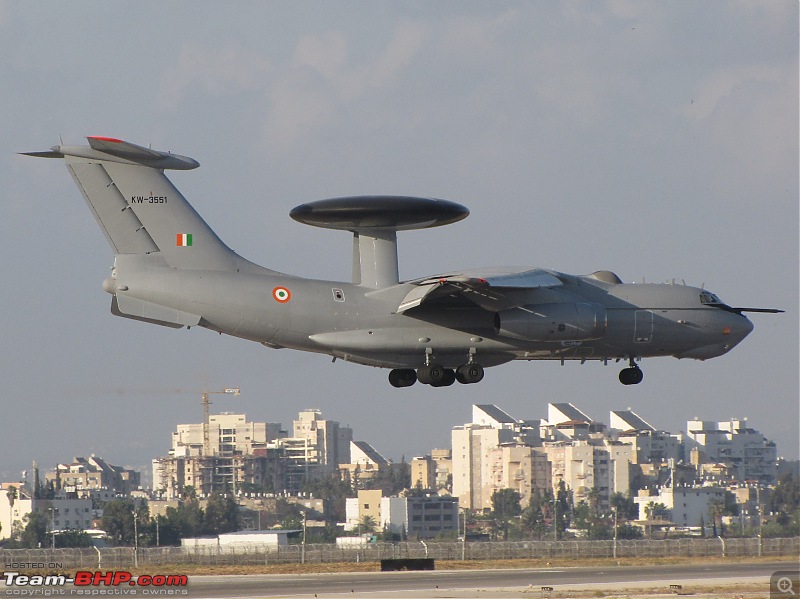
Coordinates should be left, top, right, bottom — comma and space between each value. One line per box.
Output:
273, 287, 291, 303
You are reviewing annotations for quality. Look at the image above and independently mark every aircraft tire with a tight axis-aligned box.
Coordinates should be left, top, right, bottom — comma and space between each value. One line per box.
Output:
389, 368, 417, 388
417, 364, 445, 385
619, 367, 644, 385
432, 369, 456, 387
456, 364, 484, 384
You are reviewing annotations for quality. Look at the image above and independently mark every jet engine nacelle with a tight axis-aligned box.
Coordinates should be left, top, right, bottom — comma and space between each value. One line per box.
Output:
495, 302, 607, 341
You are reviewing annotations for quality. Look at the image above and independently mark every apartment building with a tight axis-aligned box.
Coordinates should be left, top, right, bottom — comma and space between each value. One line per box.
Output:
487, 445, 552, 507
382, 495, 459, 539
634, 486, 726, 527
452, 424, 517, 510
610, 409, 681, 464
46, 456, 140, 496
684, 418, 777, 484
537, 439, 633, 509
340, 441, 388, 488
292, 409, 353, 475
0, 487, 93, 541
170, 413, 283, 457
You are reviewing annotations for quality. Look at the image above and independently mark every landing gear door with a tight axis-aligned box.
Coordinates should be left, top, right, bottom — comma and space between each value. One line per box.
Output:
634, 310, 653, 343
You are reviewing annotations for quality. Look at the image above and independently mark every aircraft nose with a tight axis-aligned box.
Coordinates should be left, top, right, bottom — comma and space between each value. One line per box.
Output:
724, 314, 753, 346
730, 315, 753, 343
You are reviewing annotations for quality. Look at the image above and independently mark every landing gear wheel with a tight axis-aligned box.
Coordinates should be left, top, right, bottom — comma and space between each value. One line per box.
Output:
389, 368, 417, 388
432, 369, 456, 387
456, 363, 485, 384
619, 367, 644, 385
417, 364, 445, 385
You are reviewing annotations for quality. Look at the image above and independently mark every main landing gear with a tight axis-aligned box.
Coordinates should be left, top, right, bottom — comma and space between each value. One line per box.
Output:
388, 362, 485, 388
619, 357, 644, 385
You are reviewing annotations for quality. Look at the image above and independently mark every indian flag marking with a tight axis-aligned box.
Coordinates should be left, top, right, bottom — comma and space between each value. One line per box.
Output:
273, 287, 291, 303
176, 233, 193, 247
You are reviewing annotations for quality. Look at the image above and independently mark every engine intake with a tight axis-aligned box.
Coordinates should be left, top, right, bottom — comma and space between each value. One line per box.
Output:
495, 302, 607, 341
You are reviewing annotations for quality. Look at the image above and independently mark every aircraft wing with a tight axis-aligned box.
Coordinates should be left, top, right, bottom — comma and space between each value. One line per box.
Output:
397, 268, 563, 313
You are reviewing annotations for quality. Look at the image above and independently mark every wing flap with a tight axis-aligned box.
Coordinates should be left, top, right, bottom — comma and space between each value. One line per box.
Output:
398, 268, 563, 313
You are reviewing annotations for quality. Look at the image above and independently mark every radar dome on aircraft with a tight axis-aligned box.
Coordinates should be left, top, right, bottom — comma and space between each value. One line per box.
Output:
289, 195, 469, 231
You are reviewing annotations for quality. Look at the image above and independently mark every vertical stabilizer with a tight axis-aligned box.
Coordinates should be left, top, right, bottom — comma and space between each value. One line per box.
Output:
27, 137, 242, 271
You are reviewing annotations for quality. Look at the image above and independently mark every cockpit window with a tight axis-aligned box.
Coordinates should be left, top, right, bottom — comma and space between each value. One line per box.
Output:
699, 291, 723, 305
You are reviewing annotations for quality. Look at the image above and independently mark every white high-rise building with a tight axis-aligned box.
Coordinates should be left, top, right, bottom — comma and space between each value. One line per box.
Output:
452, 424, 516, 510
684, 418, 777, 484
292, 409, 353, 474
537, 439, 633, 509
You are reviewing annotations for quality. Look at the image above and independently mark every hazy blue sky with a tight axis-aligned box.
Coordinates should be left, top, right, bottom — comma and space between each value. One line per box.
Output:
2, 2, 797, 482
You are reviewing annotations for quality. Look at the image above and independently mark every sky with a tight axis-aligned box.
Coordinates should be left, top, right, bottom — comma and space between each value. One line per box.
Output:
1, 2, 797, 483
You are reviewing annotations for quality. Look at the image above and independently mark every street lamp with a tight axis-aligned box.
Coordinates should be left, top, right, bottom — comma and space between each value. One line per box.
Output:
612, 507, 618, 559
132, 510, 139, 569
460, 507, 467, 561
48, 506, 56, 549
300, 510, 307, 565
553, 496, 559, 541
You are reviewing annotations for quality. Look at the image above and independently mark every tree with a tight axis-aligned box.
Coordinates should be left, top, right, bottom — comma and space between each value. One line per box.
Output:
204, 493, 240, 535
101, 500, 137, 546
363, 462, 411, 496
6, 485, 17, 536
358, 515, 377, 534
709, 498, 725, 537
54, 530, 93, 548
521, 493, 546, 539
19, 511, 48, 548
491, 488, 521, 540
644, 501, 668, 539
765, 474, 800, 537
181, 485, 197, 502
610, 492, 638, 520
302, 474, 352, 521
165, 501, 204, 539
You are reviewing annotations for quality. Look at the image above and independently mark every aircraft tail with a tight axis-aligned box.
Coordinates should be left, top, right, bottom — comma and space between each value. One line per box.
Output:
24, 136, 239, 271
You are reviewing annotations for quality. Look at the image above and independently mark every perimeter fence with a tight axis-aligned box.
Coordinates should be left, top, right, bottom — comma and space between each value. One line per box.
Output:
2, 537, 798, 569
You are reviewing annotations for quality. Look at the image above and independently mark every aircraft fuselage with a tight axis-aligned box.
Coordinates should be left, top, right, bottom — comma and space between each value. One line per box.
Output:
108, 254, 753, 370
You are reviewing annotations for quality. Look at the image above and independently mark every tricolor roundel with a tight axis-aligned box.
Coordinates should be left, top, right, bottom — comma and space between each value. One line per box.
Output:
273, 287, 291, 303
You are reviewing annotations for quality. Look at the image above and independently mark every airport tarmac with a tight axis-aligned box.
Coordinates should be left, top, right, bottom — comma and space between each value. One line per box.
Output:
182, 560, 795, 598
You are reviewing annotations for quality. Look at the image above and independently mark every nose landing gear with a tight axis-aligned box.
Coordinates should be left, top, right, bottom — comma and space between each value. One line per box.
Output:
619, 358, 644, 385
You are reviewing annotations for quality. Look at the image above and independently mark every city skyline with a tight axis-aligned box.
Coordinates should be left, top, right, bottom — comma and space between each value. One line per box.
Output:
2, 3, 797, 480
2, 398, 789, 488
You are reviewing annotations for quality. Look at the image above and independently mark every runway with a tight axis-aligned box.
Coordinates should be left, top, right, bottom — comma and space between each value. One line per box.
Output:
182, 560, 795, 598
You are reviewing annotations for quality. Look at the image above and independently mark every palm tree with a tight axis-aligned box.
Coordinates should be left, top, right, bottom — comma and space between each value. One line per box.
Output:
709, 498, 725, 537
6, 485, 17, 538
644, 501, 655, 539
359, 515, 377, 534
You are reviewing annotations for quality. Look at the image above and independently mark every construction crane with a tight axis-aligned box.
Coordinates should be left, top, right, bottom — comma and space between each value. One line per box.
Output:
202, 387, 240, 456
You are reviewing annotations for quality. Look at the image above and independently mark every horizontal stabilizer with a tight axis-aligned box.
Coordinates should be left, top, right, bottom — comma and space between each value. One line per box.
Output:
22, 136, 199, 170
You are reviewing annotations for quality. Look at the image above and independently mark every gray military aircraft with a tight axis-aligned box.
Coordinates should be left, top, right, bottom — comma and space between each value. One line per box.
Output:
23, 137, 781, 387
